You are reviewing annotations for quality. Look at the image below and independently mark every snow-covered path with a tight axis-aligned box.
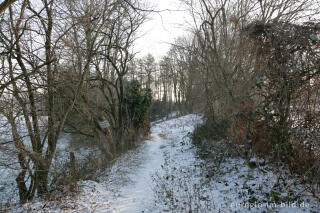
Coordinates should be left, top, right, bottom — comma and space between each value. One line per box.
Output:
14, 114, 320, 213
98, 115, 201, 212
71, 114, 202, 213
47, 114, 201, 213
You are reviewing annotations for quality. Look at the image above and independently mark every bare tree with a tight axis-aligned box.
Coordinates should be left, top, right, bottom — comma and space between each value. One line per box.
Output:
0, 0, 99, 202
143, 54, 156, 89
59, 0, 148, 154
0, 0, 18, 14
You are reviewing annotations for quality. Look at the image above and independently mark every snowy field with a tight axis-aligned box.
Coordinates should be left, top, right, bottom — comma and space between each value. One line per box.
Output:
3, 114, 320, 212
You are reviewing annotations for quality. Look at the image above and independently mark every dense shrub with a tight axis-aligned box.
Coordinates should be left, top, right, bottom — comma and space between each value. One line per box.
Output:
124, 80, 152, 132
192, 117, 230, 144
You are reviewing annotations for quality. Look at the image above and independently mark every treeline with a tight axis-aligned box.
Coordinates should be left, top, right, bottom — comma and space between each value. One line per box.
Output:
128, 51, 200, 120
163, 0, 320, 187
0, 0, 156, 204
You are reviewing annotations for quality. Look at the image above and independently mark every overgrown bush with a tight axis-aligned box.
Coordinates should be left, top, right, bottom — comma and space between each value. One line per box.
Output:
242, 22, 320, 182
193, 21, 320, 187
192, 117, 230, 145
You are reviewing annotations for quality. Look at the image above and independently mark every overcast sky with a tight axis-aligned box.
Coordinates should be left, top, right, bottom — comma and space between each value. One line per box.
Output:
134, 0, 192, 60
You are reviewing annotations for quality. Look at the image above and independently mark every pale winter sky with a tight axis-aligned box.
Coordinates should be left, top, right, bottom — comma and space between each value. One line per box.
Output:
134, 0, 192, 60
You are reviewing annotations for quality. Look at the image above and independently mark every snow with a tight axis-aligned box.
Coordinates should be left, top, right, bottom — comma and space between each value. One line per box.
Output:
61, 114, 203, 213
3, 114, 320, 212
0, 115, 88, 206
